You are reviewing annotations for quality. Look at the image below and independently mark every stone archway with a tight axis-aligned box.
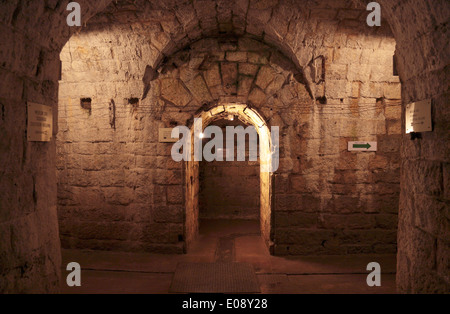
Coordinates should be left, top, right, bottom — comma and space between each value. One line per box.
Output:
185, 104, 275, 253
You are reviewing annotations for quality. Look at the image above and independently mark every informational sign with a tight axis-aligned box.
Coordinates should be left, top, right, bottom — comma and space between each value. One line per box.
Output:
27, 102, 52, 142
159, 128, 179, 143
405, 99, 432, 133
348, 141, 377, 152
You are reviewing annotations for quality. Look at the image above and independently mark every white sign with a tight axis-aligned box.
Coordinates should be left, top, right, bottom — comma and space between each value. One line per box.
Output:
159, 128, 179, 143
348, 141, 377, 152
27, 102, 52, 142
406, 99, 432, 133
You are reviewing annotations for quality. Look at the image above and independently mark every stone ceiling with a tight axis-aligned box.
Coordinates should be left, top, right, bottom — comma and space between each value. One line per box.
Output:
83, 0, 390, 69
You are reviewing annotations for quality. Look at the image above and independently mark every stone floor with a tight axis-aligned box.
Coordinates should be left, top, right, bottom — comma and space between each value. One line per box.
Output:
61, 219, 397, 294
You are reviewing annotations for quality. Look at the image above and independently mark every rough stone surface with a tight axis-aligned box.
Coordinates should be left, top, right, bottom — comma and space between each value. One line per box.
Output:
0, 0, 448, 294
57, 24, 401, 260
199, 121, 260, 220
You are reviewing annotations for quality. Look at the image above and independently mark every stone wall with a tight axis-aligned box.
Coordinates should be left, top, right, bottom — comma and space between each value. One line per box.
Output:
199, 121, 260, 220
0, 0, 111, 294
200, 159, 260, 220
57, 18, 401, 255
379, 0, 450, 294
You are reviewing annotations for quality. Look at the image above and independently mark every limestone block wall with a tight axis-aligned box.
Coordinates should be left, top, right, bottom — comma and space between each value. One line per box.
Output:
0, 0, 111, 294
380, 0, 450, 293
58, 21, 402, 255
200, 159, 260, 220
199, 122, 260, 220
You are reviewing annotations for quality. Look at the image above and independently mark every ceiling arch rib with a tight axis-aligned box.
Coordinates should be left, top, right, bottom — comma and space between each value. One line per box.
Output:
80, 0, 389, 100
47, 0, 447, 90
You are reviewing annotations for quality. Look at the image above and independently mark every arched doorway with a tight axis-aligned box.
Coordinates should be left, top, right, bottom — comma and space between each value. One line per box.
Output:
184, 104, 275, 253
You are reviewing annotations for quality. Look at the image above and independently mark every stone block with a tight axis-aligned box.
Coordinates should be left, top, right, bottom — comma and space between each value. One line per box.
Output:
326, 63, 347, 81
104, 187, 134, 206
255, 66, 276, 90
325, 80, 349, 99
275, 194, 321, 212
387, 119, 402, 135
153, 205, 183, 223
375, 214, 399, 229
161, 78, 192, 107
266, 74, 285, 96
167, 185, 184, 204
383, 82, 401, 99
203, 63, 222, 88
275, 212, 319, 228
366, 195, 399, 214
377, 134, 401, 153
153, 169, 182, 185
184, 74, 213, 103
220, 62, 238, 94
320, 214, 376, 229
238, 75, 254, 96
238, 63, 259, 76
290, 175, 320, 193
140, 223, 183, 244
385, 103, 402, 120
248, 51, 270, 65
226, 51, 247, 62
247, 87, 266, 106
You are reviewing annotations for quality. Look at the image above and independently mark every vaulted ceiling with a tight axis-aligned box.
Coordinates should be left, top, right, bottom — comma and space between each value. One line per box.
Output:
78, 0, 392, 79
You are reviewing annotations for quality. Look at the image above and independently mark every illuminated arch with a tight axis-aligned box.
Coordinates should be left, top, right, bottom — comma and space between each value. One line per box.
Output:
185, 104, 274, 252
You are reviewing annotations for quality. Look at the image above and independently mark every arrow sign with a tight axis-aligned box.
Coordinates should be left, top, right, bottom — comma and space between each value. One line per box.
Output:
353, 143, 371, 149
348, 141, 377, 152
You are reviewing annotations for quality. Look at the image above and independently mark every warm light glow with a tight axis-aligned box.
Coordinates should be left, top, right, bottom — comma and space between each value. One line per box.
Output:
199, 133, 205, 139
209, 106, 225, 117
243, 107, 264, 128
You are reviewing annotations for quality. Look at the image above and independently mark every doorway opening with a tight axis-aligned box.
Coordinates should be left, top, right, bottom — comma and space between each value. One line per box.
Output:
184, 104, 274, 254
198, 116, 261, 259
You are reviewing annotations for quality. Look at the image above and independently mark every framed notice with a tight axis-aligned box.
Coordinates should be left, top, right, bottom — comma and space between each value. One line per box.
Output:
405, 99, 432, 134
27, 102, 53, 142
159, 128, 179, 143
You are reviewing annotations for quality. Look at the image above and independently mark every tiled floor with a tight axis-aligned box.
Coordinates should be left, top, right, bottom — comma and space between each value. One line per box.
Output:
61, 219, 396, 294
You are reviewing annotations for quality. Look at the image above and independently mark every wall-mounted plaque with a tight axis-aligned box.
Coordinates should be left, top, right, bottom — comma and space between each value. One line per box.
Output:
27, 102, 52, 142
159, 128, 180, 143
406, 99, 432, 134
